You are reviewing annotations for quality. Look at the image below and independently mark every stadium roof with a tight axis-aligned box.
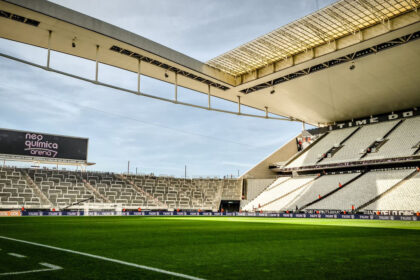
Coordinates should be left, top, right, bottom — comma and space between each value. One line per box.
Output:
207, 0, 419, 76
0, 0, 419, 126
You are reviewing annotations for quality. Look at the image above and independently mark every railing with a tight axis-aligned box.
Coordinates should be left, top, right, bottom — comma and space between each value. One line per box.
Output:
277, 156, 420, 172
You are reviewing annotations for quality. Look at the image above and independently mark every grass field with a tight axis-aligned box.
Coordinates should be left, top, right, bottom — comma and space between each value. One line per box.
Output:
1, 217, 420, 279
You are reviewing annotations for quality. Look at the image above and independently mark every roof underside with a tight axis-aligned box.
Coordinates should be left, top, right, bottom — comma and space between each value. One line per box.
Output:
207, 0, 419, 76
0, 0, 419, 126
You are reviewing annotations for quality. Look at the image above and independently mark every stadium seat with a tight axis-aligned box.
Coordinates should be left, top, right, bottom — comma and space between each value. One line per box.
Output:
306, 169, 414, 211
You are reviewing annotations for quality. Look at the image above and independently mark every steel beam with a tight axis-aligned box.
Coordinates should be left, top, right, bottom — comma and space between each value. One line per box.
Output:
137, 59, 141, 94
47, 30, 51, 68
95, 45, 99, 82
0, 52, 291, 121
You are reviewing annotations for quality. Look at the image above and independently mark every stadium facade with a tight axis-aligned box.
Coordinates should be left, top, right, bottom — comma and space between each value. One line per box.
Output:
0, 0, 419, 217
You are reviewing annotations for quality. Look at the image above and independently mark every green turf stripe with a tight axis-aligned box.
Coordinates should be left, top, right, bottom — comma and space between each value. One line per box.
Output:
0, 235, 205, 280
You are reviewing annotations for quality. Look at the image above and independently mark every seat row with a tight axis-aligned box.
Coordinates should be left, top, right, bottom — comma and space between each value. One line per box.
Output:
0, 167, 236, 210
242, 168, 419, 212
286, 116, 420, 168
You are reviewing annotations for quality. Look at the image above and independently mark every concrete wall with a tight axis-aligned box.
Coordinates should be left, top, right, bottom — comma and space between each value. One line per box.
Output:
240, 134, 301, 179
245, 179, 275, 201
220, 179, 242, 201
131, 176, 242, 206
241, 178, 275, 208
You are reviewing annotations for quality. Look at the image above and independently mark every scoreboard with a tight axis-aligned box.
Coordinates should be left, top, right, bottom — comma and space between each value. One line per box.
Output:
0, 128, 88, 162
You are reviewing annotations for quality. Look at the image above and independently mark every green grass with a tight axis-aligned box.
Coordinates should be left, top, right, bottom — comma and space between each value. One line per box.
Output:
1, 217, 420, 279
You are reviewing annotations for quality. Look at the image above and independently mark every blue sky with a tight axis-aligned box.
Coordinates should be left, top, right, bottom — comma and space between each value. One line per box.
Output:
0, 0, 336, 177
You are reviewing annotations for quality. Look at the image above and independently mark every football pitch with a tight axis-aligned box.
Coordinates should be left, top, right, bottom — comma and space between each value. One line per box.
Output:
1, 217, 420, 279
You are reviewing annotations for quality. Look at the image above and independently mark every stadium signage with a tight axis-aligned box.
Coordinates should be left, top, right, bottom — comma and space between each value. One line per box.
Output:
358, 215, 371, 220
65, 212, 79, 216
25, 133, 59, 158
17, 211, 420, 221
309, 214, 321, 218
28, 212, 41, 216
0, 128, 88, 162
48, 212, 60, 216
365, 210, 414, 216
329, 109, 418, 130
0, 210, 21, 216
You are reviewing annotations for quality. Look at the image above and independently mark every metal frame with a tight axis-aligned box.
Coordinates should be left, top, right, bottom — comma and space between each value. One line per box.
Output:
240, 31, 420, 94
0, 154, 93, 166
109, 45, 230, 90
207, 0, 419, 76
0, 51, 291, 121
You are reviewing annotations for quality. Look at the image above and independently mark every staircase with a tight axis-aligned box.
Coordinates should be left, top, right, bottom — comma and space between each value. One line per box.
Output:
117, 174, 167, 209
282, 133, 329, 167
299, 172, 365, 211
317, 127, 361, 164
413, 144, 420, 155
21, 170, 53, 208
355, 169, 419, 212
360, 120, 404, 159
62, 196, 94, 210
242, 177, 290, 210
214, 182, 224, 211
79, 175, 111, 203
260, 176, 318, 209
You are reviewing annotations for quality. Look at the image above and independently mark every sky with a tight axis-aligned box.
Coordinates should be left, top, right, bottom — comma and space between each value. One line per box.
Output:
0, 0, 336, 178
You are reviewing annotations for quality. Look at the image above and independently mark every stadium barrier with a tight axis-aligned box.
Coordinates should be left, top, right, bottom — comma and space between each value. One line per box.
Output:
0, 210, 21, 216
16, 211, 420, 221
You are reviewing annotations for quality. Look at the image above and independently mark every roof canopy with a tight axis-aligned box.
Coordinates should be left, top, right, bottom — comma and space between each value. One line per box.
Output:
207, 0, 418, 76
0, 0, 419, 126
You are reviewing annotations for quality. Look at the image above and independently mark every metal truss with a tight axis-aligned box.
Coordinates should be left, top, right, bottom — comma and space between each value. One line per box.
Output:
109, 45, 230, 91
0, 52, 291, 122
0, 8, 230, 91
207, 0, 419, 76
240, 31, 420, 94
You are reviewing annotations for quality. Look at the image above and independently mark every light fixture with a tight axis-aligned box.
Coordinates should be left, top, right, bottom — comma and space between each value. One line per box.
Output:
270, 89, 275, 94
349, 62, 355, 70
164, 73, 169, 78
72, 37, 76, 48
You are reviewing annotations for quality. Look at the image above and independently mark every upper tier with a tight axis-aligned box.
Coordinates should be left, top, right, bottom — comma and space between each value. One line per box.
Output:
285, 116, 420, 169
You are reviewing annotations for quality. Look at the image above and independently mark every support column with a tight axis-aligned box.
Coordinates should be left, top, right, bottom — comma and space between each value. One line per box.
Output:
265, 106, 268, 118
47, 30, 52, 68
357, 30, 364, 42
95, 45, 99, 82
174, 72, 178, 103
331, 40, 337, 51
386, 19, 392, 31
237, 96, 241, 115
137, 59, 141, 94
208, 84, 211, 109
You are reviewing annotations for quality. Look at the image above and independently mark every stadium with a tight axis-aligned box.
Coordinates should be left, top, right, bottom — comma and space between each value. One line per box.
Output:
0, 0, 420, 279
